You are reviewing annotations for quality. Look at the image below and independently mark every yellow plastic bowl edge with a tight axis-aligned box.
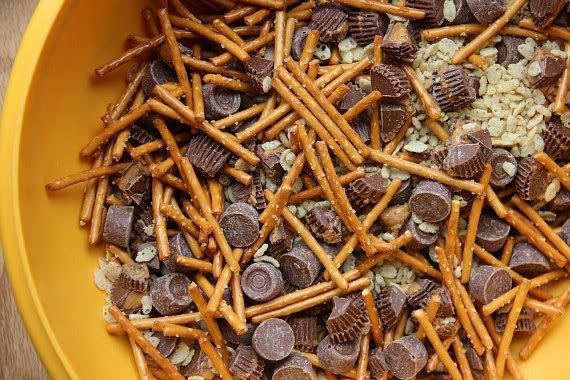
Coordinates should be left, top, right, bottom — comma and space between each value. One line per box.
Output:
0, 0, 77, 378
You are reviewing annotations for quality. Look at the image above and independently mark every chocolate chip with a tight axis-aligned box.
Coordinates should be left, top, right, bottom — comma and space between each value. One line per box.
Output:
487, 148, 518, 188
532, 54, 566, 88
348, 10, 389, 46
326, 296, 369, 343
465, 0, 506, 24
273, 352, 315, 380
551, 188, 570, 211
142, 60, 178, 98
409, 180, 452, 223
469, 265, 512, 304
406, 0, 445, 26
390, 179, 413, 206
543, 120, 570, 160
316, 334, 360, 375
476, 213, 511, 252
443, 143, 486, 179
186, 132, 232, 178
515, 157, 549, 201
305, 206, 342, 244
561, 219, 570, 246
252, 318, 295, 361
242, 262, 285, 302
509, 241, 551, 277
495, 36, 525, 67
163, 232, 193, 273
220, 202, 260, 247
151, 331, 178, 358
368, 348, 388, 379
289, 316, 319, 352
119, 263, 150, 292
202, 83, 241, 120
279, 242, 323, 288
220, 321, 257, 346
180, 346, 210, 377
432, 66, 477, 112
404, 217, 439, 251
256, 145, 286, 182
371, 64, 412, 103
346, 172, 388, 209
103, 205, 135, 248
291, 26, 312, 61
336, 83, 365, 114
310, 5, 349, 43
381, 20, 418, 63
245, 56, 273, 94
530, 0, 568, 27
384, 336, 428, 380
150, 273, 192, 316
229, 344, 265, 379
376, 285, 408, 329
117, 161, 150, 205
451, 0, 477, 24
380, 102, 411, 142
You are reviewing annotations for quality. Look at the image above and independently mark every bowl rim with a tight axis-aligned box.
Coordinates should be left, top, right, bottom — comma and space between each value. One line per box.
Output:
0, 0, 77, 378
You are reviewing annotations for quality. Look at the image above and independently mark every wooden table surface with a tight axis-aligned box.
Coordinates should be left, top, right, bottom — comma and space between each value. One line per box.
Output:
1, 0, 49, 378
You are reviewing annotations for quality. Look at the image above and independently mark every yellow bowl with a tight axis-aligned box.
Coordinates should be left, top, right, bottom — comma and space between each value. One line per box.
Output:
0, 0, 568, 379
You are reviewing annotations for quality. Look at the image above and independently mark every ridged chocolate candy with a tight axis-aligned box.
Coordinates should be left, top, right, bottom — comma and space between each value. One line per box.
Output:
409, 180, 452, 223
221, 321, 257, 346
245, 56, 273, 94
464, 128, 492, 157
543, 120, 570, 160
316, 334, 360, 375
305, 206, 342, 244
279, 242, 323, 288
432, 66, 477, 111
368, 348, 388, 379
381, 21, 418, 62
376, 285, 408, 328
337, 83, 365, 113
180, 346, 211, 377
348, 10, 389, 46
407, 278, 440, 309
487, 148, 517, 187
134, 241, 159, 271
269, 218, 295, 258
370, 64, 412, 103
509, 242, 551, 277
256, 144, 286, 182
289, 316, 319, 352
561, 219, 570, 246
443, 143, 486, 178
380, 102, 411, 142
252, 318, 295, 361
404, 217, 439, 251
469, 265, 512, 304
273, 352, 314, 380
476, 213, 511, 252
350, 118, 371, 143
551, 188, 570, 211
451, 0, 477, 24
430, 146, 449, 169
129, 125, 156, 145
142, 59, 178, 98
117, 161, 150, 205
202, 83, 241, 120
346, 172, 388, 209
327, 296, 369, 343
103, 205, 135, 248
229, 344, 265, 380
186, 133, 232, 177
466, 345, 484, 371
118, 263, 150, 292
220, 202, 260, 247
430, 287, 455, 317
384, 336, 428, 380
242, 262, 285, 302
495, 36, 525, 67
465, 0, 506, 24
150, 332, 178, 358
515, 157, 548, 201
532, 54, 566, 88
310, 5, 349, 42
389, 179, 413, 206
163, 232, 193, 273
291, 26, 311, 60
530, 0, 568, 27
150, 273, 192, 316
406, 0, 445, 26
495, 310, 536, 333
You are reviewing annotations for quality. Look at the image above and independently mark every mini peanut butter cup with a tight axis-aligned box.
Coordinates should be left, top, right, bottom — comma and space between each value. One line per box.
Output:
384, 336, 428, 380
390, 179, 413, 206
186, 132, 232, 178
232, 173, 266, 210
180, 346, 210, 377
289, 316, 319, 352
404, 217, 439, 251
509, 242, 551, 277
443, 143, 486, 179
465, 0, 506, 24
381, 21, 418, 62
515, 157, 548, 201
368, 348, 388, 379
469, 265, 512, 304
103, 205, 135, 248
487, 148, 517, 187
451, 0, 477, 24
370, 64, 412, 103
316, 334, 360, 375
150, 273, 192, 316
256, 145, 286, 182
163, 232, 193, 273
269, 218, 295, 258
291, 26, 312, 61
407, 278, 440, 309
543, 120, 570, 160
380, 102, 412, 142
495, 309, 536, 333
463, 128, 492, 157
220, 202, 260, 248
202, 83, 241, 120
305, 206, 342, 244
129, 125, 156, 146
530, 0, 568, 27
409, 180, 452, 223
252, 318, 295, 361
476, 213, 511, 252
310, 5, 349, 42
430, 146, 449, 169
350, 118, 371, 143
348, 10, 389, 46
242, 262, 285, 302
432, 66, 476, 111
119, 263, 150, 292
431, 287, 455, 317
279, 242, 323, 288
273, 352, 315, 380
466, 345, 484, 371
149, 332, 178, 358
337, 83, 365, 114
117, 161, 150, 205
376, 285, 408, 329
532, 54, 566, 88
327, 296, 369, 344
495, 36, 525, 67
142, 59, 178, 98
134, 241, 160, 272
346, 172, 388, 209
229, 344, 265, 380
551, 188, 570, 211
245, 56, 273, 94
406, 0, 445, 26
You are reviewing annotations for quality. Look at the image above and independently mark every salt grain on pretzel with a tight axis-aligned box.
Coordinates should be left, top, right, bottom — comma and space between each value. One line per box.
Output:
402, 65, 442, 120
416, 293, 441, 341
421, 23, 546, 41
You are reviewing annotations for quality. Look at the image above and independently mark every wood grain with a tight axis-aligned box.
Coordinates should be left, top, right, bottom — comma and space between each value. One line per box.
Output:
1, 0, 49, 378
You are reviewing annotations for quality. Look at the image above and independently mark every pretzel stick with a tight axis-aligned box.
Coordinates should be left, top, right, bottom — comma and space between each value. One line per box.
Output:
210, 31, 275, 66
240, 0, 286, 8
46, 162, 129, 191
486, 186, 507, 218
223, 5, 257, 23
206, 249, 244, 314
212, 103, 265, 129
500, 237, 515, 265
299, 29, 320, 71
373, 34, 383, 65
106, 244, 134, 265
161, 204, 212, 236
189, 44, 205, 122
151, 178, 170, 260
451, 336, 475, 380
535, 151, 570, 191
283, 17, 297, 58
370, 101, 381, 150
468, 54, 488, 70
425, 119, 449, 141
112, 92, 145, 161
95, 35, 165, 77
356, 333, 370, 380
332, 0, 425, 18
252, 277, 370, 323
181, 56, 250, 82
235, 102, 291, 142
403, 65, 442, 120
413, 309, 462, 380
322, 58, 372, 96
394, 308, 409, 340
289, 169, 365, 204
553, 43, 570, 114
297, 352, 357, 379
203, 73, 257, 93
197, 337, 232, 380
452, 0, 528, 64
479, 317, 522, 380
519, 17, 570, 41
208, 179, 224, 218
496, 279, 531, 378
129, 133, 191, 159
483, 349, 498, 380
220, 165, 253, 186
212, 18, 245, 45
142, 7, 160, 36
79, 154, 103, 226
422, 23, 546, 41
273, 10, 286, 68
456, 280, 494, 350
425, 322, 459, 372
129, 337, 151, 380
361, 289, 383, 347
212, 252, 222, 279
106, 312, 202, 334
244, 9, 271, 25
445, 200, 461, 263
108, 306, 184, 379
416, 294, 441, 340
343, 90, 382, 122
230, 272, 246, 324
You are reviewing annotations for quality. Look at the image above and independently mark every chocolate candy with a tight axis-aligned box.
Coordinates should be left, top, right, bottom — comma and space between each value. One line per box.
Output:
245, 56, 273, 94
543, 120, 570, 160
337, 83, 365, 114
430, 146, 448, 169
509, 241, 551, 277
180, 346, 211, 377
242, 262, 285, 302
431, 287, 454, 317
348, 10, 389, 46
469, 265, 512, 304
118, 263, 150, 292
463, 128, 492, 157
381, 204, 410, 233
310, 5, 349, 43
370, 64, 412, 103
487, 148, 518, 187
135, 241, 160, 272
256, 144, 286, 182
376, 285, 408, 329
406, 0, 445, 26
346, 172, 388, 209
150, 331, 178, 358
561, 219, 570, 246
390, 179, 413, 206
434, 317, 456, 340
327, 296, 369, 343
273, 352, 314, 380
384, 336, 428, 380
407, 278, 440, 309
252, 318, 295, 361
103, 205, 135, 248
551, 189, 570, 211
163, 232, 193, 273
515, 157, 548, 201
142, 59, 178, 98
187, 133, 231, 178
221, 321, 257, 346
476, 213, 511, 252
495, 36, 525, 67
350, 118, 371, 143
150, 273, 192, 315
316, 334, 360, 375
530, 0, 568, 27
289, 316, 319, 352
291, 26, 311, 61
404, 217, 439, 251
443, 143, 485, 179
368, 348, 388, 379
465, 0, 506, 24
305, 206, 342, 244
117, 161, 150, 205
555, 5, 570, 26
432, 66, 477, 112
381, 21, 418, 62
451, 0, 477, 24
466, 345, 484, 372
380, 102, 411, 142
409, 180, 452, 223
229, 345, 265, 380
232, 175, 266, 211
129, 125, 156, 146
220, 202, 260, 247
279, 242, 323, 288
495, 307, 536, 332
532, 54, 566, 88
202, 83, 241, 120
269, 218, 295, 258
110, 273, 140, 311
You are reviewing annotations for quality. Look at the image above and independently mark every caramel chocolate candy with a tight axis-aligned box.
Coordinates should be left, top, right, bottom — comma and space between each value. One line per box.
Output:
289, 316, 319, 352
305, 206, 342, 244
229, 344, 265, 380
368, 348, 388, 379
232, 173, 266, 210
110, 274, 141, 312
202, 83, 241, 120
432, 66, 476, 112
370, 64, 412, 103
509, 241, 551, 277
543, 120, 570, 161
348, 10, 389, 46
220, 202, 260, 248
252, 318, 295, 361
465, 0, 506, 24
495, 36, 525, 67
376, 285, 408, 329
515, 157, 548, 201
245, 56, 273, 94
384, 336, 428, 380
443, 143, 486, 179
273, 352, 315, 380
404, 217, 439, 251
409, 180, 452, 223
103, 205, 135, 248
532, 55, 566, 88
337, 83, 365, 114
476, 213, 511, 252
551, 188, 570, 212
310, 5, 349, 43
150, 331, 178, 358
163, 232, 193, 273
150, 273, 192, 316
180, 346, 211, 377
407, 278, 440, 309
316, 334, 360, 375
561, 219, 570, 246
119, 262, 150, 292
451, 0, 477, 24
279, 242, 323, 288
291, 26, 312, 61
221, 321, 257, 346
346, 172, 388, 209
269, 218, 295, 258
142, 59, 178, 98
381, 20, 418, 62
406, 0, 445, 26
380, 102, 411, 142
186, 132, 232, 178
256, 144, 286, 182
117, 161, 150, 205
487, 148, 517, 188
530, 0, 568, 27
242, 262, 285, 302
390, 179, 413, 206
327, 296, 369, 343
469, 265, 512, 304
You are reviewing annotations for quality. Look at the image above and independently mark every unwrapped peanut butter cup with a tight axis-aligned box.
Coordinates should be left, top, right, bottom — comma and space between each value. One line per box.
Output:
466, 345, 484, 371
232, 173, 266, 210
561, 219, 570, 246
289, 316, 319, 352
337, 83, 365, 114
370, 64, 412, 103
543, 120, 570, 161
350, 118, 371, 143
129, 125, 156, 146
149, 331, 178, 358
469, 265, 512, 304
274, 352, 314, 380
327, 296, 369, 344
407, 278, 440, 309
269, 218, 295, 258
229, 344, 265, 380
242, 262, 285, 302
142, 59, 178, 98
202, 83, 241, 120
279, 242, 323, 288
431, 287, 455, 317
551, 188, 570, 211
310, 5, 349, 43
245, 56, 273, 94
384, 336, 428, 380
430, 146, 449, 169
103, 205, 135, 248
476, 213, 511, 252
433, 317, 456, 340
451, 0, 477, 24
495, 309, 536, 333
409, 180, 452, 223
509, 241, 551, 277
256, 145, 286, 182
406, 0, 445, 26
376, 285, 408, 329
495, 36, 525, 67
443, 143, 486, 179
488, 148, 517, 187
117, 161, 150, 205
530, 0, 568, 27
348, 10, 389, 46
531, 54, 566, 88
252, 318, 295, 361
465, 0, 506, 24
380, 102, 412, 142
432, 66, 476, 112
186, 132, 232, 178
515, 157, 548, 201
163, 232, 193, 273
463, 128, 492, 157
381, 21, 418, 63
291, 26, 312, 61
404, 217, 439, 251
316, 334, 360, 375
346, 172, 388, 209
150, 273, 192, 316
118, 262, 150, 292
368, 348, 388, 379
220, 202, 260, 247
390, 179, 413, 206
180, 346, 210, 377
305, 206, 343, 244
